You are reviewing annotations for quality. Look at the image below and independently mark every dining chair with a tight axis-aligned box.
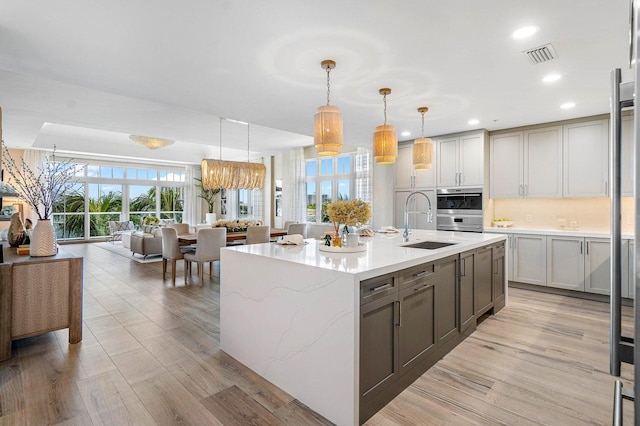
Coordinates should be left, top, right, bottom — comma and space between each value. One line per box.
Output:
287, 223, 307, 238
283, 220, 298, 231
246, 225, 270, 245
161, 227, 184, 285
184, 227, 226, 285
168, 223, 190, 235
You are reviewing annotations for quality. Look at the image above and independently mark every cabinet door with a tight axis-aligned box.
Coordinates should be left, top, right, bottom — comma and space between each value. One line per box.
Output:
563, 119, 609, 197
474, 245, 493, 315
492, 243, 506, 312
584, 238, 612, 295
360, 293, 398, 401
394, 145, 414, 189
437, 137, 459, 187
507, 234, 514, 282
394, 190, 436, 231
459, 134, 484, 186
435, 255, 459, 346
459, 250, 475, 333
398, 281, 436, 375
513, 234, 546, 285
547, 236, 585, 291
524, 126, 562, 198
622, 116, 633, 196
490, 132, 522, 198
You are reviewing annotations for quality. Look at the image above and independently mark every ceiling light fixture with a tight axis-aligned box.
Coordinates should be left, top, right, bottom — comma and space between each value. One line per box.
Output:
201, 118, 266, 190
468, 119, 480, 126
560, 102, 576, 109
129, 135, 175, 150
314, 59, 343, 156
373, 88, 398, 164
542, 73, 562, 83
512, 26, 538, 39
413, 107, 433, 171
401, 131, 411, 137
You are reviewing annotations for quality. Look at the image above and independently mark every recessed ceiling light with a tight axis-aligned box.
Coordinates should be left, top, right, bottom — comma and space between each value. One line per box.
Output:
468, 119, 480, 125
560, 102, 576, 109
401, 131, 411, 137
512, 26, 539, 39
543, 73, 562, 83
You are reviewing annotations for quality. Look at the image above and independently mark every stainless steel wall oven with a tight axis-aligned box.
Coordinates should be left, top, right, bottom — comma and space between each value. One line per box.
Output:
436, 187, 483, 232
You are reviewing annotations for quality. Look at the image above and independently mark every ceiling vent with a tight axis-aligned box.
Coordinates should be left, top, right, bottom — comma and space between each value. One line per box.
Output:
523, 43, 558, 64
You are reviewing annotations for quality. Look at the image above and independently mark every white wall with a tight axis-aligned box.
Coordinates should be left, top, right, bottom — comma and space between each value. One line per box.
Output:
372, 162, 394, 230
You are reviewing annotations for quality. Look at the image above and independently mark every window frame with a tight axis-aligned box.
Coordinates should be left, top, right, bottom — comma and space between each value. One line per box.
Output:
305, 154, 355, 223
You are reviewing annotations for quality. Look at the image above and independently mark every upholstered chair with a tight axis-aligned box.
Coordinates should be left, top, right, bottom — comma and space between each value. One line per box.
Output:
287, 223, 307, 239
184, 227, 226, 285
245, 225, 270, 245
283, 220, 298, 231
167, 223, 190, 235
161, 227, 184, 285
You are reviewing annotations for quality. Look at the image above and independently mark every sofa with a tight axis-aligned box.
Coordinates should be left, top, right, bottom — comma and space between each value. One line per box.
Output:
130, 225, 163, 259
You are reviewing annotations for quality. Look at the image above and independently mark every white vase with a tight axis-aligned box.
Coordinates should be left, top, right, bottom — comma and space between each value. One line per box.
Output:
205, 212, 217, 224
30, 218, 57, 257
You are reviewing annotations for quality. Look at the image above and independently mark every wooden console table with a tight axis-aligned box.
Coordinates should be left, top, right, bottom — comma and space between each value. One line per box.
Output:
0, 247, 83, 361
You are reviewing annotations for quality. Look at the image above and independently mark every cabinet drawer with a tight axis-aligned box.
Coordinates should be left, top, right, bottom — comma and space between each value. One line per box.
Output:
361, 273, 396, 305
492, 244, 505, 259
397, 263, 436, 290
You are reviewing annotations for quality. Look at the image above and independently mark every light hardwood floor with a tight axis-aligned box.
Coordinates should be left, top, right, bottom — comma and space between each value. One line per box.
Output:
0, 242, 634, 425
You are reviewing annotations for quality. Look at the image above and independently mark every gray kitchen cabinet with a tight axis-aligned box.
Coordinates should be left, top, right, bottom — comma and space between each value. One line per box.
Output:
506, 233, 514, 281
513, 234, 547, 286
394, 190, 436, 231
584, 238, 629, 298
459, 250, 476, 333
547, 235, 585, 291
492, 242, 506, 312
435, 255, 459, 346
490, 126, 562, 199
563, 119, 609, 197
394, 144, 436, 189
436, 132, 484, 187
475, 245, 493, 316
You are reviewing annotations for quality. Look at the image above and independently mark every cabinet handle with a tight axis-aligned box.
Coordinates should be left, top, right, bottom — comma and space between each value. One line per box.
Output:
370, 283, 391, 293
461, 258, 466, 277
586, 241, 590, 255
459, 172, 463, 185
396, 300, 401, 327
580, 241, 583, 254
524, 184, 528, 196
514, 236, 517, 249
413, 283, 434, 293
519, 184, 523, 196
414, 269, 431, 278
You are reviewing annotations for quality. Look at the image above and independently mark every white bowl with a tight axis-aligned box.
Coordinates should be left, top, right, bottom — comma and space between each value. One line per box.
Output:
493, 221, 513, 228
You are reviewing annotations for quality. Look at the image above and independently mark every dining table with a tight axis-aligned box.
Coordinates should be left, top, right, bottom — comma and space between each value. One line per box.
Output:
178, 228, 288, 245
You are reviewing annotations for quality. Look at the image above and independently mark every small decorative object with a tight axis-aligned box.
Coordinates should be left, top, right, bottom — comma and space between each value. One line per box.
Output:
347, 233, 359, 248
143, 216, 160, 226
214, 219, 260, 232
8, 212, 26, 247
2, 143, 82, 256
325, 199, 372, 252
194, 177, 220, 224
332, 233, 342, 248
323, 234, 332, 246
492, 218, 513, 228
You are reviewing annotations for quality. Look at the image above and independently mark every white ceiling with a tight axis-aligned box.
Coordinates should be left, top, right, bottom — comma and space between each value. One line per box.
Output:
0, 0, 633, 164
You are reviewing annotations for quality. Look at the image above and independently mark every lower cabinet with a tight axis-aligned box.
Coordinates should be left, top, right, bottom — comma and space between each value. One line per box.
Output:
435, 254, 459, 346
547, 236, 585, 291
459, 250, 476, 333
492, 242, 506, 311
475, 245, 493, 315
513, 234, 547, 285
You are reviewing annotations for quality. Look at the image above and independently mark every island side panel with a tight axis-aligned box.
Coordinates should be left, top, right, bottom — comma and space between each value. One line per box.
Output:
220, 249, 359, 426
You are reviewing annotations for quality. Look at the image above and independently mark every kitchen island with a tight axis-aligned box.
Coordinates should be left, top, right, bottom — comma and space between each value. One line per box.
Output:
220, 230, 507, 425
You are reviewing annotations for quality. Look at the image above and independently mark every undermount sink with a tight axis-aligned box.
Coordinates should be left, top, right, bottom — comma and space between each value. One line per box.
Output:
403, 241, 457, 250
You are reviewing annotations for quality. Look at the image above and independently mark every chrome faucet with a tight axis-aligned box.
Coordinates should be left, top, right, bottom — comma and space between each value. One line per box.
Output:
403, 191, 433, 242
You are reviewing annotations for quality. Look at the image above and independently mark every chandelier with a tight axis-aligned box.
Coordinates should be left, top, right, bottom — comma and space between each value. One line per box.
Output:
314, 59, 343, 156
129, 135, 175, 150
413, 107, 433, 170
201, 120, 266, 190
373, 88, 398, 164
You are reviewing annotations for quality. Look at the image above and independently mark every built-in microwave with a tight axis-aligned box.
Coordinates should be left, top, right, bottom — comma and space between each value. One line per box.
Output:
436, 187, 483, 232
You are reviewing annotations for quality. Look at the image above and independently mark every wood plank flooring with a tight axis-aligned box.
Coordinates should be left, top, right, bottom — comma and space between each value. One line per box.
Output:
0, 242, 634, 425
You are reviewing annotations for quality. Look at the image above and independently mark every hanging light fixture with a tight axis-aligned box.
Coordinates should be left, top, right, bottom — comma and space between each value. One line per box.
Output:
413, 107, 433, 170
314, 59, 343, 156
201, 118, 266, 190
129, 135, 174, 149
373, 88, 398, 164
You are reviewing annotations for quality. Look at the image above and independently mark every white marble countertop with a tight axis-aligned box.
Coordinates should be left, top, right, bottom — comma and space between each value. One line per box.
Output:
483, 226, 633, 239
223, 229, 507, 281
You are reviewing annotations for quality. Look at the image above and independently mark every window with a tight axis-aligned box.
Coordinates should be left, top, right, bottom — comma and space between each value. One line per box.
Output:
305, 154, 354, 223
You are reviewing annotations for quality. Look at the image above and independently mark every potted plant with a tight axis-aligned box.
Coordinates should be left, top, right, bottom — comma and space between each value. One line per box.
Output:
326, 199, 372, 247
2, 143, 82, 256
195, 177, 221, 224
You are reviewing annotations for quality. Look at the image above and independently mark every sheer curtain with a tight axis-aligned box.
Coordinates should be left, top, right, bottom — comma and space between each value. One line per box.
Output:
251, 188, 264, 223
282, 148, 306, 223
355, 148, 373, 225
21, 149, 47, 223
183, 164, 200, 226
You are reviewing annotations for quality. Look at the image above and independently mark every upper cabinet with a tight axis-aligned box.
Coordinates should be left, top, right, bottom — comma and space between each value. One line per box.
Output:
436, 132, 484, 187
489, 117, 609, 199
490, 126, 562, 199
563, 119, 609, 198
394, 144, 436, 189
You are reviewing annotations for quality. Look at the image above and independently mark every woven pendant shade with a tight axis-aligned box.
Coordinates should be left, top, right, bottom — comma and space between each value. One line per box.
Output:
373, 124, 398, 164
314, 105, 343, 156
201, 159, 266, 190
413, 137, 433, 170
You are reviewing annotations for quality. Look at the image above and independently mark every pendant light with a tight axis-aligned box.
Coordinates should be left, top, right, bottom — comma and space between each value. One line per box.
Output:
373, 88, 398, 164
413, 107, 433, 170
314, 59, 343, 156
